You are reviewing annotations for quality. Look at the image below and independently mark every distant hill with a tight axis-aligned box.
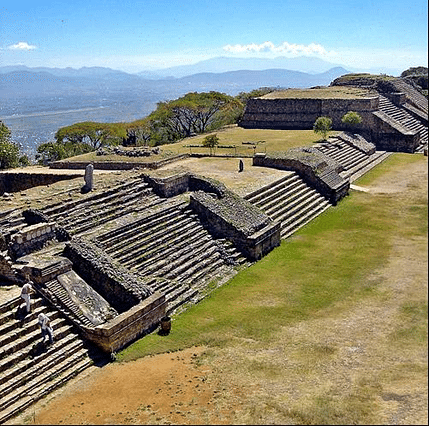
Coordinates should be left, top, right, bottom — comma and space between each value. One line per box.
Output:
0, 65, 350, 99
139, 56, 350, 78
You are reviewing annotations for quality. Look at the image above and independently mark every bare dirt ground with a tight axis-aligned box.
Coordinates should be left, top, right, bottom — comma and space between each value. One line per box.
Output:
5, 156, 429, 425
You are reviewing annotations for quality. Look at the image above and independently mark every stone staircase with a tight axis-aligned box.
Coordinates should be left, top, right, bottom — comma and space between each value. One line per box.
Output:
94, 201, 247, 315
315, 137, 392, 181
40, 178, 166, 236
0, 293, 99, 424
244, 172, 332, 239
390, 79, 429, 115
378, 95, 428, 152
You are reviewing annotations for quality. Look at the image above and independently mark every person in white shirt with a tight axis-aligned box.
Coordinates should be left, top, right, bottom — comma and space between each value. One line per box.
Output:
38, 313, 54, 344
20, 281, 34, 314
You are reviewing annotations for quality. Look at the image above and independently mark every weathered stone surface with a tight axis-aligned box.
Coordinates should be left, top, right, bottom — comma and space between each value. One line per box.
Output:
82, 163, 94, 192
64, 237, 153, 313
9, 222, 58, 259
80, 291, 166, 353
57, 270, 117, 326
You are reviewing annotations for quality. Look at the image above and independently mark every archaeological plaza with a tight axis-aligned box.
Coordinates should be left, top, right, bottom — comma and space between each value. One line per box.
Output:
0, 74, 427, 422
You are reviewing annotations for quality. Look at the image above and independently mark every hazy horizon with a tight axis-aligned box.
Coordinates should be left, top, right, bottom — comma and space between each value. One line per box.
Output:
2, 0, 427, 75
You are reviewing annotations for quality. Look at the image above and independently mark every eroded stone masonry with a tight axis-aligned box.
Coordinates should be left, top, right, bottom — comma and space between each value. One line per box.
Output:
0, 78, 428, 422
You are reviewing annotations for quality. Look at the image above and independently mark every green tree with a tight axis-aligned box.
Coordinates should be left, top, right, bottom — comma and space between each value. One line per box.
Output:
55, 122, 127, 150
313, 116, 333, 141
146, 92, 242, 145
341, 111, 362, 130
202, 134, 220, 155
0, 121, 28, 169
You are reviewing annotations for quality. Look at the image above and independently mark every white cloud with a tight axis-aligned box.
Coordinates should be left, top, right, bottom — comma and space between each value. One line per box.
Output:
223, 41, 335, 56
8, 42, 37, 51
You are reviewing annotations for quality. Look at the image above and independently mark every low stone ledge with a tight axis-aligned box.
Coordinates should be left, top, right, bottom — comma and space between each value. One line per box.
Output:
0, 172, 82, 195
80, 292, 166, 353
372, 111, 420, 153
49, 154, 189, 171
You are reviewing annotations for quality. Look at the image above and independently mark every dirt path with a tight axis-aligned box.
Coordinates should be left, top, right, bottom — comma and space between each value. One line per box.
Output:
7, 156, 428, 425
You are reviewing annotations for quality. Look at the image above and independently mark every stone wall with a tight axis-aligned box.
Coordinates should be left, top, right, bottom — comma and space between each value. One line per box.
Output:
80, 292, 166, 353
143, 172, 227, 198
49, 154, 189, 171
64, 237, 153, 313
0, 172, 82, 195
8, 222, 58, 260
239, 96, 379, 132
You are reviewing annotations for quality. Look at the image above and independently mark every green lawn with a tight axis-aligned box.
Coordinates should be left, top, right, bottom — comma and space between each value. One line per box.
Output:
60, 127, 338, 163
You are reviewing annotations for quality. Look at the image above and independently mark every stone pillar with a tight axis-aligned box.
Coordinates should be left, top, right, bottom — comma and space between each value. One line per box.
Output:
82, 164, 94, 193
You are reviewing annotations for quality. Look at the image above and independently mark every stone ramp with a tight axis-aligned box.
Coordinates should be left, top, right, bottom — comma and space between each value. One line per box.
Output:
244, 172, 331, 239
0, 293, 102, 424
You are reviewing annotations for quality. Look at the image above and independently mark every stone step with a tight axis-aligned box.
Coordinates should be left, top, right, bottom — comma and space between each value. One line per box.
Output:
0, 296, 21, 316
94, 199, 185, 244
105, 209, 189, 255
0, 296, 44, 327
0, 323, 74, 371
0, 331, 81, 387
346, 152, 392, 182
67, 195, 161, 236
265, 186, 321, 221
184, 254, 225, 287
244, 172, 297, 203
252, 178, 306, 211
0, 303, 57, 347
0, 337, 85, 399
0, 347, 89, 412
0, 353, 92, 424
119, 221, 204, 267
164, 245, 219, 281
99, 204, 181, 248
165, 285, 198, 314
136, 229, 210, 275
43, 280, 95, 328
43, 179, 148, 217
259, 183, 309, 216
158, 240, 217, 279
281, 200, 332, 239
280, 197, 331, 237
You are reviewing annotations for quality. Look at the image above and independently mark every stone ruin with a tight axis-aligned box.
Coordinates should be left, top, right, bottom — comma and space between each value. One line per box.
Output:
0, 170, 288, 353
239, 79, 428, 153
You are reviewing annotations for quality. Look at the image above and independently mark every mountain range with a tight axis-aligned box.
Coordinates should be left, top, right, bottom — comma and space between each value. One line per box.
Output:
0, 58, 351, 100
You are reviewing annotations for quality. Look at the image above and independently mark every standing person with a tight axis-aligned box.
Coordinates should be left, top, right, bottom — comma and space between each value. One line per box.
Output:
38, 313, 54, 344
20, 280, 34, 314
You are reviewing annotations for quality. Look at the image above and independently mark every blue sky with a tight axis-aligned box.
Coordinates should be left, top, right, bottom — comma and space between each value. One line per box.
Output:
1, 0, 428, 74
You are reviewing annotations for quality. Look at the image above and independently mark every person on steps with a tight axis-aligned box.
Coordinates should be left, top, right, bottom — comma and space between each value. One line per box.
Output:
38, 313, 54, 344
20, 280, 34, 314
